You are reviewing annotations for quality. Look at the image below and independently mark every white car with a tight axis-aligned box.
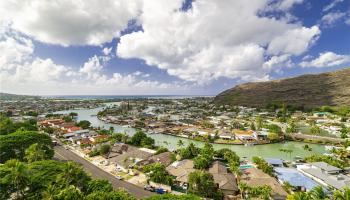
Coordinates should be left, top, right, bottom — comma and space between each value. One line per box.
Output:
115, 175, 123, 180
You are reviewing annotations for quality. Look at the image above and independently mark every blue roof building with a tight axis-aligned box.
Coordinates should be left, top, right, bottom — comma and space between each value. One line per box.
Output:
275, 167, 320, 191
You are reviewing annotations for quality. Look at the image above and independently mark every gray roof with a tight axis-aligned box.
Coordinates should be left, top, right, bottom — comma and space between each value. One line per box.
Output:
302, 168, 350, 190
111, 143, 138, 154
208, 161, 238, 193
114, 148, 153, 168
312, 162, 341, 172
266, 158, 284, 166
70, 135, 82, 141
73, 129, 90, 134
142, 152, 173, 166
63, 132, 76, 138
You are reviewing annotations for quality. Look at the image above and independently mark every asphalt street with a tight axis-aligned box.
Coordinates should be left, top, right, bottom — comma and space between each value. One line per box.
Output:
54, 145, 154, 199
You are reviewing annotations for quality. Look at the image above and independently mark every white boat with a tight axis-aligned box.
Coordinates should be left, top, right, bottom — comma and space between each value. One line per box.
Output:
325, 145, 341, 152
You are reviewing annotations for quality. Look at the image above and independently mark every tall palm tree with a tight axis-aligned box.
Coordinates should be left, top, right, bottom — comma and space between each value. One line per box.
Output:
7, 160, 30, 198
177, 139, 184, 148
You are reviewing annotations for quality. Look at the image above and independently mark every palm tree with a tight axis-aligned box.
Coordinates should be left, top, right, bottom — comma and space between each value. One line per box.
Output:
56, 162, 89, 189
309, 186, 328, 200
109, 126, 114, 134
303, 144, 312, 151
24, 143, 47, 163
239, 182, 249, 199
42, 185, 57, 200
333, 188, 350, 200
177, 139, 184, 148
6, 160, 30, 198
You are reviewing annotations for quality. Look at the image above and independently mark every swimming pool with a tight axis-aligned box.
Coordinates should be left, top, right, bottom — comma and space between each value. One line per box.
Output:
239, 164, 254, 170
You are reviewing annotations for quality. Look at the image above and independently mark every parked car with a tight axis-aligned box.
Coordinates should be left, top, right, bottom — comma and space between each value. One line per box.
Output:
155, 188, 167, 194
115, 175, 123, 180
144, 185, 155, 192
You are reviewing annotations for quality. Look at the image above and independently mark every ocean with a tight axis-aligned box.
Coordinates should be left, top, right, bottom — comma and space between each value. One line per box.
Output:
43, 95, 213, 100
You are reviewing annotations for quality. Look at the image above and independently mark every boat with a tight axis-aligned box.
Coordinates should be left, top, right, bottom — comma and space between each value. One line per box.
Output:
325, 145, 341, 152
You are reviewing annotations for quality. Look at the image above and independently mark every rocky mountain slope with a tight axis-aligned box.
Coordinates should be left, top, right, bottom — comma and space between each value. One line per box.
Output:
214, 68, 350, 109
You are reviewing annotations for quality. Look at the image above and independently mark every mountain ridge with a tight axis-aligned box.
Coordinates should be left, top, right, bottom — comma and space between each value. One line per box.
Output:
214, 68, 350, 109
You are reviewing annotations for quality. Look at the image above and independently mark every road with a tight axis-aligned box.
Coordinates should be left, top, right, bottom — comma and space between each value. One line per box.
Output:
54, 145, 154, 199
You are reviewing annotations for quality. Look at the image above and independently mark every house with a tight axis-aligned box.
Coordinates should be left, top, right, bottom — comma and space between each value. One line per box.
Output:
233, 129, 257, 141
298, 162, 350, 190
166, 159, 196, 183
111, 143, 138, 154
39, 119, 64, 127
182, 127, 198, 135
139, 152, 173, 167
63, 132, 76, 138
256, 129, 269, 140
311, 162, 342, 174
217, 130, 235, 140
266, 158, 284, 168
69, 135, 82, 143
77, 138, 94, 146
167, 160, 239, 195
107, 143, 138, 160
112, 148, 154, 172
209, 161, 238, 195
274, 167, 321, 191
73, 129, 90, 135
241, 168, 288, 200
67, 126, 82, 133
90, 135, 109, 143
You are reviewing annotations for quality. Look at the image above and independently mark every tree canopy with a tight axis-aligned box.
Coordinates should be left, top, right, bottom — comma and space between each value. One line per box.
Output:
0, 130, 53, 163
188, 170, 222, 200
76, 120, 91, 129
129, 130, 155, 148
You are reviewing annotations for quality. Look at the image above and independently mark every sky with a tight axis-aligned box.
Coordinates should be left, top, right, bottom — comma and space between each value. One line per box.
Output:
0, 0, 349, 96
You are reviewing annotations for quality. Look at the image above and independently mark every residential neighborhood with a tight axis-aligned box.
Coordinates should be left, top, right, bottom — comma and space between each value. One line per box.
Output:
1, 96, 350, 199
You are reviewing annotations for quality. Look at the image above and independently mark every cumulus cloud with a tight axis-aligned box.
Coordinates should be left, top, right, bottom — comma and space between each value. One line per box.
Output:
299, 51, 350, 68
0, 30, 34, 70
0, 0, 142, 46
0, 33, 189, 95
0, 0, 325, 93
117, 0, 320, 83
